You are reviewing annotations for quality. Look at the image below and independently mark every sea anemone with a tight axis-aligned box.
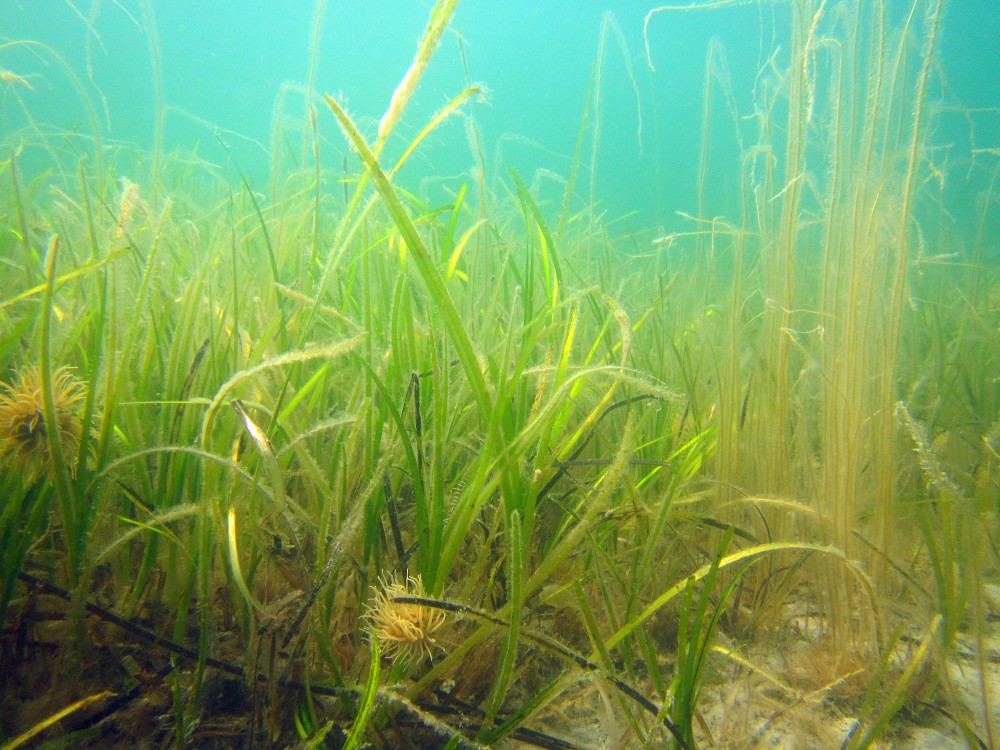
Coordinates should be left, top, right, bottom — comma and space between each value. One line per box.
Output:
0, 365, 87, 480
365, 573, 446, 666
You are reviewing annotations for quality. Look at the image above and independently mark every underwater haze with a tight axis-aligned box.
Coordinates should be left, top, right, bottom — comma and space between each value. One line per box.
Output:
3, 0, 996, 228
2, 1, 1000, 748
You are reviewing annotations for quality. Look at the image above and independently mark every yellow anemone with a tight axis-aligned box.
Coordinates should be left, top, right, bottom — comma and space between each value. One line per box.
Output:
0, 366, 87, 480
365, 573, 446, 667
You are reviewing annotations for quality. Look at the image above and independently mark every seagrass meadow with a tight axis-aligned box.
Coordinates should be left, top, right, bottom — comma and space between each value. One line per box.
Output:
1, 0, 999, 747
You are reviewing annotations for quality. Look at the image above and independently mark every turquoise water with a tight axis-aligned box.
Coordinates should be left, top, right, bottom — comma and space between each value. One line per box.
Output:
1, 1, 997, 233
